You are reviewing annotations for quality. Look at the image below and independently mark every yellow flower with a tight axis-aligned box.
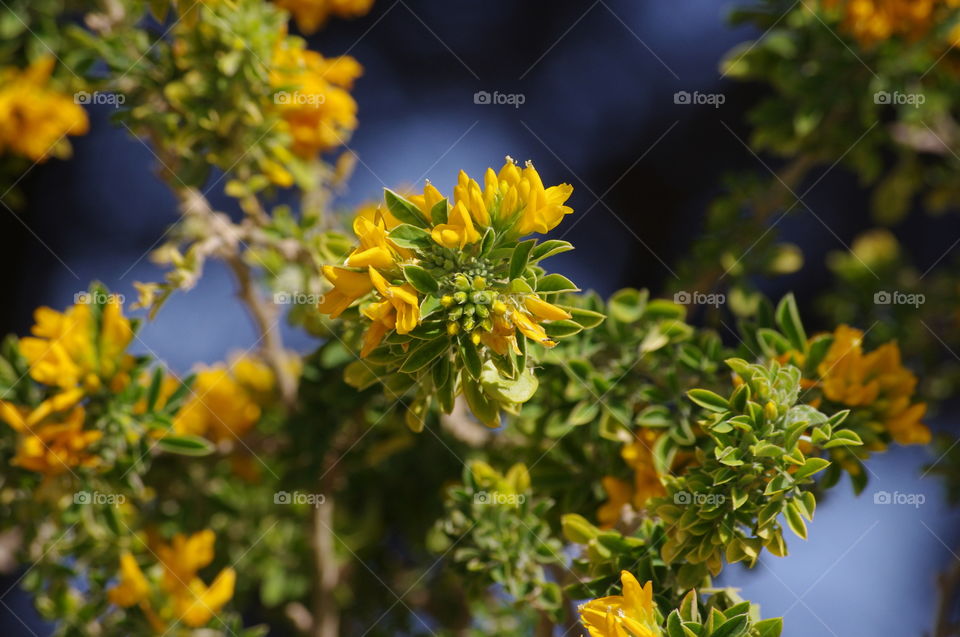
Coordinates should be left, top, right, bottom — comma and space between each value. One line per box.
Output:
19, 297, 134, 395
508, 309, 556, 348
0, 56, 89, 162
108, 530, 235, 632
579, 571, 662, 637
360, 299, 396, 357
368, 267, 419, 334
173, 358, 270, 442
270, 40, 362, 157
431, 200, 482, 248
3, 405, 101, 476
346, 214, 410, 269
477, 157, 573, 235
408, 182, 446, 221
820, 0, 960, 46
355, 200, 402, 230
816, 325, 930, 445
597, 431, 665, 527
597, 476, 632, 529
275, 0, 375, 34
524, 295, 572, 321
317, 265, 374, 317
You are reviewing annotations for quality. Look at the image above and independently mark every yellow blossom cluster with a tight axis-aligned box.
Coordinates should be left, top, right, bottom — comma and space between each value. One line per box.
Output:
109, 530, 235, 631
0, 56, 89, 162
317, 159, 576, 358
597, 430, 666, 528
151, 356, 276, 443
0, 297, 135, 476
579, 570, 662, 637
821, 0, 960, 46
816, 325, 930, 445
270, 38, 362, 161
275, 0, 375, 34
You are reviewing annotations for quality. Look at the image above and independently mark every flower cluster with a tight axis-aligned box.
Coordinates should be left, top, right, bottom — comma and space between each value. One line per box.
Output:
0, 295, 135, 476
820, 0, 960, 46
318, 158, 601, 427
0, 56, 88, 162
597, 430, 666, 529
109, 530, 236, 631
157, 356, 277, 443
270, 37, 363, 161
275, 0, 375, 34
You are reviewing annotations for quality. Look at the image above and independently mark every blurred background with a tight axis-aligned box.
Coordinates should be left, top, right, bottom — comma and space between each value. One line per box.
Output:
1, 0, 958, 634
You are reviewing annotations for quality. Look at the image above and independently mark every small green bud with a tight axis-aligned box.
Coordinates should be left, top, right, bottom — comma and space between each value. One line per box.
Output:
462, 316, 476, 332
472, 276, 486, 290
454, 275, 470, 291
464, 304, 476, 316
476, 305, 490, 318
471, 291, 490, 305
453, 291, 467, 304
440, 295, 454, 308
447, 322, 460, 335
447, 307, 463, 320
480, 318, 493, 332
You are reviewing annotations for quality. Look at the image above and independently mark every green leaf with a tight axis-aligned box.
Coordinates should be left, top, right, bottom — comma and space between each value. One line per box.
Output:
462, 374, 500, 427
458, 335, 483, 379
543, 320, 583, 339
794, 457, 831, 480
530, 239, 574, 262
823, 430, 863, 448
754, 618, 783, 637
775, 294, 807, 351
711, 614, 749, 637
608, 288, 646, 323
480, 363, 539, 404
784, 501, 807, 540
385, 189, 429, 227
400, 337, 448, 374
666, 611, 686, 637
403, 265, 439, 295
157, 435, 215, 457
145, 367, 164, 412
567, 307, 606, 329
536, 273, 580, 294
509, 239, 536, 280
430, 198, 449, 225
389, 223, 432, 249
687, 389, 729, 412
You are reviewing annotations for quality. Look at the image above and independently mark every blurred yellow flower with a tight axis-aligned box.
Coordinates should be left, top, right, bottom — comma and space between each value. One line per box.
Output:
19, 297, 134, 396
0, 56, 89, 162
275, 0, 375, 34
109, 530, 235, 631
0, 404, 101, 476
579, 571, 662, 637
821, 0, 960, 46
271, 40, 362, 157
174, 357, 274, 442
597, 431, 666, 527
817, 325, 930, 445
